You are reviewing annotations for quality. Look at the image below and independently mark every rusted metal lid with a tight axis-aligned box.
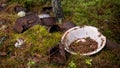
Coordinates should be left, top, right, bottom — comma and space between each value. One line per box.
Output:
14, 13, 41, 33
40, 17, 56, 27
59, 22, 76, 32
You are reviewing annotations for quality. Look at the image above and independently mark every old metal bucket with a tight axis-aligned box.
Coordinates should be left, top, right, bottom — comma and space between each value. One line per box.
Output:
61, 26, 106, 56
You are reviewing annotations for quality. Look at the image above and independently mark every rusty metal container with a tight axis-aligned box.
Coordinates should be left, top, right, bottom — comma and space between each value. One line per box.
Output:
60, 22, 76, 32
48, 24, 61, 33
40, 17, 56, 27
14, 13, 41, 33
14, 6, 27, 13
47, 22, 76, 33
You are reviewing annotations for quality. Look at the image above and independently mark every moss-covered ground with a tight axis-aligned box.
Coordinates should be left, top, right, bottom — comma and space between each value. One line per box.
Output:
0, 0, 120, 68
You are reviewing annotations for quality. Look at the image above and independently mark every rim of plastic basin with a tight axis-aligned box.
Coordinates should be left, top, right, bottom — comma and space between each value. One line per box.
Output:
61, 26, 106, 56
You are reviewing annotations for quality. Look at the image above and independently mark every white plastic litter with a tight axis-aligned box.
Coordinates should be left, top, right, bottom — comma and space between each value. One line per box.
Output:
61, 26, 106, 56
0, 25, 7, 30
38, 14, 51, 18
17, 11, 26, 17
15, 38, 24, 48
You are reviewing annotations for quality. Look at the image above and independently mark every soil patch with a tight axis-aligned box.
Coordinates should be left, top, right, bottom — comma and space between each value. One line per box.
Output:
69, 37, 98, 54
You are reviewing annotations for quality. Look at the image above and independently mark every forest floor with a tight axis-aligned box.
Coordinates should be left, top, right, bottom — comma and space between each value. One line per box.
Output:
0, 0, 120, 68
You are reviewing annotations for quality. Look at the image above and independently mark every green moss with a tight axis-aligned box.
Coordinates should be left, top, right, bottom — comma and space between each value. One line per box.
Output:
12, 25, 62, 55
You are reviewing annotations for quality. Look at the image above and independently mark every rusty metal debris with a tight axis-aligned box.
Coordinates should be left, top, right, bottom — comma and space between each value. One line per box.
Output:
41, 7, 52, 14
14, 6, 77, 33
14, 6, 27, 13
106, 39, 120, 50
13, 6, 59, 33
40, 17, 56, 27
38, 7, 52, 18
39, 7, 56, 27
48, 24, 61, 33
47, 22, 76, 33
59, 22, 76, 32
47, 42, 67, 64
14, 13, 41, 33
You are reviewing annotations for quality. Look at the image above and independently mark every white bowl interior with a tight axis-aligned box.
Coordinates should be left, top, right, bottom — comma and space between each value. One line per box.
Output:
61, 26, 106, 55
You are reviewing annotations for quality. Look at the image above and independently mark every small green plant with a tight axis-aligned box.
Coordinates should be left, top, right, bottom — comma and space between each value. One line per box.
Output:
68, 61, 76, 68
27, 60, 35, 68
85, 59, 92, 67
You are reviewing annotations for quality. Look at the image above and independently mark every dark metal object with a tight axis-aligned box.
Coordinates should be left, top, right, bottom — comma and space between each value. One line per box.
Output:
14, 13, 41, 33
40, 17, 56, 27
14, 6, 27, 13
106, 39, 120, 49
26, 12, 35, 16
105, 39, 120, 54
47, 42, 66, 64
42, 7, 52, 11
60, 22, 76, 32
42, 7, 52, 14
47, 22, 77, 33
0, 6, 3, 11
48, 24, 61, 33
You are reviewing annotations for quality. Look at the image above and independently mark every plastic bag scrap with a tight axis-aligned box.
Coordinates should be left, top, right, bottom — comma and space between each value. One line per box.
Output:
14, 38, 25, 48
47, 42, 67, 64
